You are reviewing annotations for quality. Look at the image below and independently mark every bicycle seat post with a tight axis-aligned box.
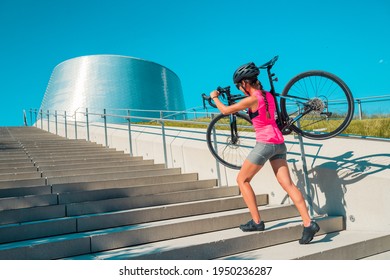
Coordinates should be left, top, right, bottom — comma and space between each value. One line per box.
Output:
267, 67, 276, 94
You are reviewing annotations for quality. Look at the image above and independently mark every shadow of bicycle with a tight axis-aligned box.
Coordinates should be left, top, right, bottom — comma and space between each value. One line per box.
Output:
289, 151, 390, 217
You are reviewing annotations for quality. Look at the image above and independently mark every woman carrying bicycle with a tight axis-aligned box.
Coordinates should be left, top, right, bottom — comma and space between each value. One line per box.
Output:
209, 62, 319, 244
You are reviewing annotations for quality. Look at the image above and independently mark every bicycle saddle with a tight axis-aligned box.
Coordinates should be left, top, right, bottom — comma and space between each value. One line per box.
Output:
258, 55, 279, 69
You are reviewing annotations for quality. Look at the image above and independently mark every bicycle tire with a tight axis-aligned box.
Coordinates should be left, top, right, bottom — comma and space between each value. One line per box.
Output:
280, 70, 354, 140
206, 113, 254, 170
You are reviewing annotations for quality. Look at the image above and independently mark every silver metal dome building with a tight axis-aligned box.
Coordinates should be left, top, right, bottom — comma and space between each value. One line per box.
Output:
39, 55, 185, 122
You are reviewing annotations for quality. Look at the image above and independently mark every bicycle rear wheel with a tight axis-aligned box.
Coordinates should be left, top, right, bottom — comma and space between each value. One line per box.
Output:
206, 113, 255, 170
280, 70, 354, 140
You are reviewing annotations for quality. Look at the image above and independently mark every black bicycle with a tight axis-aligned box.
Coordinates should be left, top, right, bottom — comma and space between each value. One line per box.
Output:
202, 56, 354, 170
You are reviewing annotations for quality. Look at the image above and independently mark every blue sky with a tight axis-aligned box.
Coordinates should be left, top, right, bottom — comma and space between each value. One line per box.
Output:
0, 0, 389, 126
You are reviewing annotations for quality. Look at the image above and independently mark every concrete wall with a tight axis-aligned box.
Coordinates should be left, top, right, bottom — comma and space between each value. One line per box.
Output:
37, 120, 390, 232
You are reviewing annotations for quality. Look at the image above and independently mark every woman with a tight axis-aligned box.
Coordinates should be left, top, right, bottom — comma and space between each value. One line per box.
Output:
209, 62, 319, 244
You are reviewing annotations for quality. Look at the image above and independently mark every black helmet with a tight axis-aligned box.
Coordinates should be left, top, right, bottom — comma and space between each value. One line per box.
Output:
233, 62, 260, 84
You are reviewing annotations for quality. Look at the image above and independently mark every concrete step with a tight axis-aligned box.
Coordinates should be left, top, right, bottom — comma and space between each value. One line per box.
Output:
0, 178, 218, 220
0, 185, 51, 199
0, 180, 218, 224
32, 156, 144, 166
0, 172, 41, 181
41, 163, 166, 177
65, 186, 241, 216
64, 216, 343, 260
0, 194, 58, 211
0, 166, 38, 174
218, 230, 390, 260
47, 168, 183, 185
37, 159, 156, 171
0, 158, 32, 165
0, 204, 66, 225
0, 154, 29, 160
362, 249, 390, 260
58, 179, 218, 204
51, 173, 200, 193
26, 149, 126, 158
0, 203, 299, 259
0, 178, 47, 189
23, 145, 113, 151
25, 146, 119, 154
30, 154, 131, 163
0, 162, 34, 169
0, 192, 264, 244
0, 173, 201, 198
0, 151, 27, 157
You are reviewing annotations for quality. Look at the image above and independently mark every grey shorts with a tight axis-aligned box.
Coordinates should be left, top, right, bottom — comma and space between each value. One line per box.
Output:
246, 142, 287, 165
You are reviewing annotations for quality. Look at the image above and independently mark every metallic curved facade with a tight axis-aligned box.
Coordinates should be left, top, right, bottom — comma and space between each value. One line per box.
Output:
39, 55, 185, 122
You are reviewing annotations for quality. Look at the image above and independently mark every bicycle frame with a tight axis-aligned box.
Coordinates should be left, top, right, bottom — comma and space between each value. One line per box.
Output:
202, 56, 354, 169
201, 56, 320, 134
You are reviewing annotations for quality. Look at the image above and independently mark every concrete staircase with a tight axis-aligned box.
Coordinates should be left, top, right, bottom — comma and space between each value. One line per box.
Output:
0, 126, 388, 260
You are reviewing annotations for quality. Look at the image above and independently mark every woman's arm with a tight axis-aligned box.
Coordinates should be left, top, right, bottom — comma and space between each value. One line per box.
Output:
210, 90, 257, 115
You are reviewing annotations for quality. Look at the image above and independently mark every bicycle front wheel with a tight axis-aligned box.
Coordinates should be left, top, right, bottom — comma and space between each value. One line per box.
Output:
206, 113, 255, 170
280, 70, 354, 140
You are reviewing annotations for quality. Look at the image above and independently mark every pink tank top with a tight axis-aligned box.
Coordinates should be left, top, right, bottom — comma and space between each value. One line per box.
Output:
248, 90, 284, 144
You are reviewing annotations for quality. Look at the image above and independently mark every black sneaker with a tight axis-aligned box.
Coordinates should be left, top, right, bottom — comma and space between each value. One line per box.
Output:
239, 220, 265, 232
299, 221, 320, 244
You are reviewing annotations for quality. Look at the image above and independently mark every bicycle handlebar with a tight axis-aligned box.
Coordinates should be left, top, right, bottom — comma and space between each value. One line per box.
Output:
202, 86, 231, 109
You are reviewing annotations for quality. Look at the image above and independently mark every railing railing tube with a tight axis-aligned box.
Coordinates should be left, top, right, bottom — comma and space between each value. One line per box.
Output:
40, 109, 43, 129
29, 109, 33, 126
357, 99, 363, 120
296, 120, 313, 217
211, 114, 222, 186
103, 109, 108, 147
47, 110, 50, 132
64, 111, 68, 138
86, 108, 90, 141
34, 109, 38, 127
160, 111, 168, 168
74, 110, 78, 140
127, 110, 133, 157
55, 110, 58, 135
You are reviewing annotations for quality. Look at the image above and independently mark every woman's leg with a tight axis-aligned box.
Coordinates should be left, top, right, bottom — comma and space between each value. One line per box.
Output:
270, 158, 311, 227
236, 159, 263, 223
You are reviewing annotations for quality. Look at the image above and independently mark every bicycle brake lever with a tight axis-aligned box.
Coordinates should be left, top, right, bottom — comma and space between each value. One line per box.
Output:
201, 93, 207, 109
201, 93, 217, 109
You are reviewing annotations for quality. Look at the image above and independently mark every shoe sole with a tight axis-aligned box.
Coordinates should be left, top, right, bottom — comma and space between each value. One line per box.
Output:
240, 227, 265, 232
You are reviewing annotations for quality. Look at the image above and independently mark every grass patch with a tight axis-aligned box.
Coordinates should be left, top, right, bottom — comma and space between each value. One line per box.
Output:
343, 118, 390, 138
134, 116, 390, 139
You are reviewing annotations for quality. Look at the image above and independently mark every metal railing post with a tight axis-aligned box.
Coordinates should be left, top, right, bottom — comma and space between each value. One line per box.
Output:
34, 109, 38, 127
64, 111, 68, 138
40, 109, 43, 129
74, 110, 78, 140
211, 114, 222, 186
160, 111, 168, 168
29, 109, 32, 126
47, 110, 50, 132
127, 110, 133, 157
103, 109, 108, 147
86, 108, 90, 141
55, 110, 58, 135
296, 120, 313, 217
357, 99, 363, 120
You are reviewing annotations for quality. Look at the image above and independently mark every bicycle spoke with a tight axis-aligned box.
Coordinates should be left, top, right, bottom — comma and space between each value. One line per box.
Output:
207, 113, 255, 169
281, 71, 353, 139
